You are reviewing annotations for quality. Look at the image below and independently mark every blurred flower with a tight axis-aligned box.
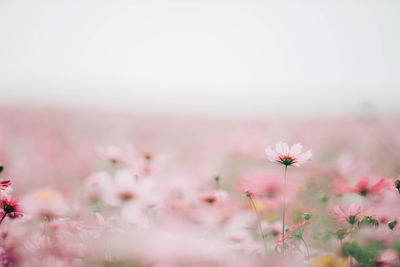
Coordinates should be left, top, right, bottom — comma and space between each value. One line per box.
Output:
83, 171, 112, 203
0, 180, 11, 191
0, 180, 12, 199
0, 246, 18, 267
311, 255, 349, 267
277, 219, 310, 244
330, 203, 372, 226
237, 170, 294, 208
334, 176, 388, 196
198, 190, 228, 205
377, 249, 399, 265
96, 145, 135, 165
265, 142, 312, 167
22, 189, 69, 220
104, 169, 137, 206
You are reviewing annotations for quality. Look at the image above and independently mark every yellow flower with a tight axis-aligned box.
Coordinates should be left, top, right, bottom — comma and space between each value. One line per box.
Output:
311, 255, 349, 267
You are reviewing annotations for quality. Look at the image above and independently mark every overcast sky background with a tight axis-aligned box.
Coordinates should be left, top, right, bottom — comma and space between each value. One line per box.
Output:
0, 0, 399, 117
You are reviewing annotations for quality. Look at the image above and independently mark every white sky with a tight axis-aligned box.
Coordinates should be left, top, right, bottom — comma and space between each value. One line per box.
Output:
0, 0, 399, 117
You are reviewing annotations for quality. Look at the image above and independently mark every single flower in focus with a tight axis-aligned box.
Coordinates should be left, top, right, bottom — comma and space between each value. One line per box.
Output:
265, 142, 312, 167
334, 176, 388, 196
329, 203, 372, 226
0, 197, 22, 219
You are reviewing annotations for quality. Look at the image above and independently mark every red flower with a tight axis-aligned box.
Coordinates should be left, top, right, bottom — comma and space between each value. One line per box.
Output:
0, 180, 11, 190
0, 197, 22, 219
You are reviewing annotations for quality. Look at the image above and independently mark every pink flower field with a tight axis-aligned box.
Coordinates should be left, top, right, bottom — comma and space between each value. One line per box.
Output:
0, 106, 399, 267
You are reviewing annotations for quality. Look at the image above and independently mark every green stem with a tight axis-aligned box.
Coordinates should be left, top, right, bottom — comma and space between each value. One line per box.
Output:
282, 166, 287, 255
301, 236, 310, 260
248, 195, 268, 254
0, 212, 7, 225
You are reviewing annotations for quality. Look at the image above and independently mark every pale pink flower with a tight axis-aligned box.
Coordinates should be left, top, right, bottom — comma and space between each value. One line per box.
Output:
105, 169, 137, 206
83, 171, 113, 202
265, 142, 312, 167
330, 203, 372, 226
22, 189, 69, 220
198, 190, 228, 205
237, 170, 296, 208
334, 176, 388, 196
96, 145, 135, 165
377, 249, 399, 265
277, 219, 310, 244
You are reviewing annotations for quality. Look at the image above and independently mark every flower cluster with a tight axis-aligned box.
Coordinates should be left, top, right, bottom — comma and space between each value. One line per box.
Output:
0, 109, 399, 266
0, 167, 21, 223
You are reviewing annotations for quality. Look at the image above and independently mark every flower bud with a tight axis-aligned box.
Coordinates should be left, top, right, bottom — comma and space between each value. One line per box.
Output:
388, 220, 397, 230
303, 213, 312, 220
335, 229, 347, 240
358, 215, 379, 228
395, 179, 400, 194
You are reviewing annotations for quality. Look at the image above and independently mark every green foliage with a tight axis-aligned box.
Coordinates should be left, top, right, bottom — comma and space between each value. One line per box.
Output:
342, 241, 383, 267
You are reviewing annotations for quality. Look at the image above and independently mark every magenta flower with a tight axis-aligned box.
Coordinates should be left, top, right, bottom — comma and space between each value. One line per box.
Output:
330, 203, 372, 226
0, 197, 22, 220
335, 176, 389, 196
265, 142, 312, 167
0, 180, 11, 190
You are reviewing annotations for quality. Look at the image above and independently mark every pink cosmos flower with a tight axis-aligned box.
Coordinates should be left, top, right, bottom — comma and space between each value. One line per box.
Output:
265, 142, 312, 167
83, 171, 113, 203
22, 189, 69, 220
105, 169, 137, 206
0, 180, 11, 190
0, 197, 22, 219
198, 190, 228, 205
277, 219, 310, 244
237, 170, 295, 208
96, 145, 135, 165
0, 180, 12, 200
334, 176, 388, 196
330, 203, 372, 226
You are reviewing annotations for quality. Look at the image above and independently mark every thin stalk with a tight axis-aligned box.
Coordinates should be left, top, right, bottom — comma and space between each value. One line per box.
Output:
282, 166, 287, 255
0, 212, 7, 225
248, 195, 268, 254
301, 236, 310, 260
